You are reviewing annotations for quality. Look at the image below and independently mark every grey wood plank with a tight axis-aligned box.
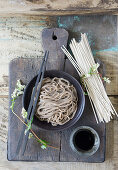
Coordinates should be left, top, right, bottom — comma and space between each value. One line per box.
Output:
8, 57, 106, 162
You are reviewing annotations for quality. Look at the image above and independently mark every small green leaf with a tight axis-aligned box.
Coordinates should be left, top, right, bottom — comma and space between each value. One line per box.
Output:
30, 117, 34, 124
41, 139, 49, 144
24, 121, 32, 135
36, 138, 47, 146
84, 92, 88, 95
27, 121, 32, 130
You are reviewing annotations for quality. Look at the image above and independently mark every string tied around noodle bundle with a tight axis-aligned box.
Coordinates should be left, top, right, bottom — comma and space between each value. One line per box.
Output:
81, 63, 111, 83
61, 33, 117, 123
80, 63, 111, 95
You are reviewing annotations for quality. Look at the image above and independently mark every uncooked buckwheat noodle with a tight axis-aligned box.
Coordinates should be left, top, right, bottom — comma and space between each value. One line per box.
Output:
35, 77, 78, 126
61, 33, 117, 123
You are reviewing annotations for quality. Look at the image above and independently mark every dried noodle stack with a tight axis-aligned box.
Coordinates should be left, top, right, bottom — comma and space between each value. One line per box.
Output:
61, 33, 117, 123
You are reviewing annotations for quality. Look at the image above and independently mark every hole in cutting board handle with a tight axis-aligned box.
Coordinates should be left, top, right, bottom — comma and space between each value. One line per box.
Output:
52, 32, 57, 40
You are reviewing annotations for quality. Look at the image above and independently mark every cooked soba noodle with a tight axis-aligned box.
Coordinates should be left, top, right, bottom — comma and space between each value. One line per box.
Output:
35, 77, 78, 126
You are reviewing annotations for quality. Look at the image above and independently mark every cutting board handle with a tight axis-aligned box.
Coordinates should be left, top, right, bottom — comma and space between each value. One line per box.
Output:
42, 28, 68, 71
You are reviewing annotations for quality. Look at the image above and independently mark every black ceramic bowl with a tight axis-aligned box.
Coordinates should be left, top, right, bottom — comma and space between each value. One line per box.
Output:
23, 70, 85, 131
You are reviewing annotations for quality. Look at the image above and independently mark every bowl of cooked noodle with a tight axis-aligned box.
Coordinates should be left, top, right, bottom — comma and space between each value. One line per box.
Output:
23, 70, 85, 131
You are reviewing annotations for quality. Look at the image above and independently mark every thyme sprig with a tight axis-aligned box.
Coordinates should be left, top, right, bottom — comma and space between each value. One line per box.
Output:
10, 79, 58, 150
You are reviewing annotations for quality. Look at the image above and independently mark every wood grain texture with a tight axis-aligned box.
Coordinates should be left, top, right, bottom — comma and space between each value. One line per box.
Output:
95, 51, 118, 95
0, 15, 56, 85
0, 14, 117, 169
8, 57, 105, 162
1, 0, 118, 15
42, 28, 68, 70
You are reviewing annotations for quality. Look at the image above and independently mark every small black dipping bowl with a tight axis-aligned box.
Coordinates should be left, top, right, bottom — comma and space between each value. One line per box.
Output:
23, 70, 85, 131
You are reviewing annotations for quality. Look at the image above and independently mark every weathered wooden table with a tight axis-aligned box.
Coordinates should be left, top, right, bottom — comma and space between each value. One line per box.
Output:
0, 11, 118, 170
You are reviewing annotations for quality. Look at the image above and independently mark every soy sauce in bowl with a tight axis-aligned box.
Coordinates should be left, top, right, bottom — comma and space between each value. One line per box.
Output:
70, 126, 100, 157
74, 129, 95, 151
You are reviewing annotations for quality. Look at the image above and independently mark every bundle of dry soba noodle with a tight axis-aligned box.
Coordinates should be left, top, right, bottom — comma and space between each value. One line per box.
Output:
61, 33, 117, 123
36, 77, 78, 126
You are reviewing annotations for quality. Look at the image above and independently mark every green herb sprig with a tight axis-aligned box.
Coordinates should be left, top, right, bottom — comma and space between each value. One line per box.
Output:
10, 80, 58, 150
81, 63, 111, 95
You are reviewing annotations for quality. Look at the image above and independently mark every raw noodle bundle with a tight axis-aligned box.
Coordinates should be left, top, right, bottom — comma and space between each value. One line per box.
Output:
61, 33, 117, 123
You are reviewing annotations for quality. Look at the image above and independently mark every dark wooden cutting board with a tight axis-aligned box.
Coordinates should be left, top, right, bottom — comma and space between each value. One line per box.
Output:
8, 28, 106, 162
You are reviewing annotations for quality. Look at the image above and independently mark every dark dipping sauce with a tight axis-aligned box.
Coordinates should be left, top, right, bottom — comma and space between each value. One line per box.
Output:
74, 129, 95, 151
